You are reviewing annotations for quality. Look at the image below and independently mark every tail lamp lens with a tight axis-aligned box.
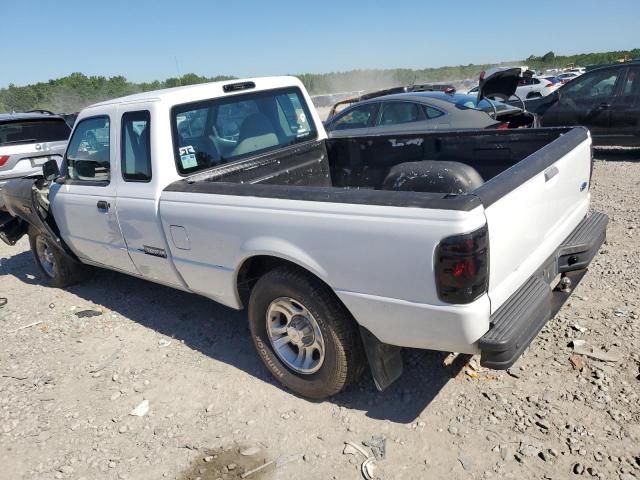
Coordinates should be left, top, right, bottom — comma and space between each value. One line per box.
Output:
435, 226, 489, 304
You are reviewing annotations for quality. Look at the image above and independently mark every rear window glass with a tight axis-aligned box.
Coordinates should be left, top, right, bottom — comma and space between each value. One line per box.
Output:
0, 119, 70, 146
172, 87, 317, 175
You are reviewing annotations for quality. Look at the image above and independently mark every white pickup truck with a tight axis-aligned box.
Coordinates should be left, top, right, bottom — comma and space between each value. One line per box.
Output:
0, 77, 607, 399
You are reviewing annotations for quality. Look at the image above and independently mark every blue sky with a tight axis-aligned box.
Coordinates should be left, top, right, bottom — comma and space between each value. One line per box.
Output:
3, 0, 638, 87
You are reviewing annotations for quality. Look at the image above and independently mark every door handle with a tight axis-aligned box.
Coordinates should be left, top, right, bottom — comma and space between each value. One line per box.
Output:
544, 165, 559, 182
596, 103, 610, 110
96, 200, 110, 211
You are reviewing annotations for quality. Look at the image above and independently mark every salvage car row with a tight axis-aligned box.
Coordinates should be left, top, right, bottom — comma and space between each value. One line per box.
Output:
322, 61, 640, 146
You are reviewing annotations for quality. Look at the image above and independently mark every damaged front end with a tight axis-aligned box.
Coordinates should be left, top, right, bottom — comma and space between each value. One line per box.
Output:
0, 175, 60, 249
0, 212, 28, 246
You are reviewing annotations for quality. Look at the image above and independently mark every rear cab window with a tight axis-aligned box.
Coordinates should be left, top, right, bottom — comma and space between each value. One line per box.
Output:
172, 87, 317, 175
0, 119, 70, 146
64, 116, 111, 184
121, 111, 151, 182
563, 69, 623, 99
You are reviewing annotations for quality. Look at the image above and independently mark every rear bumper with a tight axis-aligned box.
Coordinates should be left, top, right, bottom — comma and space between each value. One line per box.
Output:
479, 211, 608, 369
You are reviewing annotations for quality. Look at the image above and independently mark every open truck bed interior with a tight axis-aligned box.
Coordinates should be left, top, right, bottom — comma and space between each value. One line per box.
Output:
165, 127, 588, 211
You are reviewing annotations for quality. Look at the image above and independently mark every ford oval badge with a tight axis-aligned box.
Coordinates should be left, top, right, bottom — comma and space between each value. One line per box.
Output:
580, 181, 587, 192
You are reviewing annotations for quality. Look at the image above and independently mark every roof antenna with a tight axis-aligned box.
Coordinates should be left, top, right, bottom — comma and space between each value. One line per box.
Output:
174, 56, 182, 85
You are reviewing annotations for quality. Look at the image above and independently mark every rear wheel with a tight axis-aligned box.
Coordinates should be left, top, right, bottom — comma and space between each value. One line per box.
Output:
29, 228, 86, 288
248, 266, 365, 399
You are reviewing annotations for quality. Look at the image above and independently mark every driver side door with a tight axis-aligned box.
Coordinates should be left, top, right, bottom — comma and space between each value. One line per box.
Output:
50, 115, 138, 274
542, 68, 623, 139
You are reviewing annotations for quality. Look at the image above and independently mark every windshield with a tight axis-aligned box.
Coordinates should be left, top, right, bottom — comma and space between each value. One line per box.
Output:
0, 119, 70, 146
172, 87, 317, 175
449, 94, 516, 113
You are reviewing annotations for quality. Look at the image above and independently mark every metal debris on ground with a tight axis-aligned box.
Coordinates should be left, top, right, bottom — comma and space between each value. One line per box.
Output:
9, 320, 43, 333
129, 399, 149, 417
0, 297, 7, 308
343, 441, 382, 480
240, 459, 275, 479
240, 447, 261, 456
343, 441, 370, 460
361, 457, 376, 480
363, 436, 387, 460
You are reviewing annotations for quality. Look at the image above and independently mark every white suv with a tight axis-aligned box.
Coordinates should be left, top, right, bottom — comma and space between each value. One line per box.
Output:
467, 76, 559, 100
0, 112, 70, 210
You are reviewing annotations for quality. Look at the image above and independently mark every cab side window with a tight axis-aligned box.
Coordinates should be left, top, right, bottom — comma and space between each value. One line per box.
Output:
563, 70, 621, 100
121, 111, 151, 182
331, 103, 379, 130
65, 116, 111, 183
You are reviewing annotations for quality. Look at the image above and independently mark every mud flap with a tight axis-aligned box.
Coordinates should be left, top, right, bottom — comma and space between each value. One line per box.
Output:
359, 326, 403, 391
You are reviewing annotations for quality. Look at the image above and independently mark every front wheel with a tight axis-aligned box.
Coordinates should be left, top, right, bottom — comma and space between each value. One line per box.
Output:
29, 228, 86, 288
248, 266, 365, 399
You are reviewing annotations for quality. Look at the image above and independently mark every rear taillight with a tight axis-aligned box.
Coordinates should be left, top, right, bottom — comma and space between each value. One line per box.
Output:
497, 122, 510, 129
0, 155, 9, 167
435, 226, 489, 304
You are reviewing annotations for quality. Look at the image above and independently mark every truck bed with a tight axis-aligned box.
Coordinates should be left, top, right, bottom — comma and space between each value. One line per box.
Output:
165, 127, 586, 211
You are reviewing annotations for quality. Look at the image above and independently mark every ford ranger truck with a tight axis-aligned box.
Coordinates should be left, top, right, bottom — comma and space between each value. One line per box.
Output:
0, 76, 607, 399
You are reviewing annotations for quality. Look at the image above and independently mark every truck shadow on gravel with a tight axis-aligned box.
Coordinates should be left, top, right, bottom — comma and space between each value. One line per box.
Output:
594, 149, 640, 162
2, 251, 468, 424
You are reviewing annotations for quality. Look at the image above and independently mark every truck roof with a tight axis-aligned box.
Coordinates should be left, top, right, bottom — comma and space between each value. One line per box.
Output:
85, 76, 303, 109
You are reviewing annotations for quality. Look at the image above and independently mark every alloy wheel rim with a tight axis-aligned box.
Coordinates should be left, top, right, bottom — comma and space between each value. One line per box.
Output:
35, 237, 56, 278
266, 297, 325, 375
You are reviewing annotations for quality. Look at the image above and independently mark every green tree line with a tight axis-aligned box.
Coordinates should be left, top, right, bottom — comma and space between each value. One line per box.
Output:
1, 48, 638, 112
0, 72, 235, 113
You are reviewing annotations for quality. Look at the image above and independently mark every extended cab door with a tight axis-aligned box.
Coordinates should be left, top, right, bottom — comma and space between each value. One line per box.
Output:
49, 115, 138, 274
477, 128, 592, 312
114, 107, 185, 288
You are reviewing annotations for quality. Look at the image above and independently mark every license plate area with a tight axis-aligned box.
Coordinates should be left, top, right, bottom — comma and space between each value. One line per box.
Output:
29, 156, 49, 167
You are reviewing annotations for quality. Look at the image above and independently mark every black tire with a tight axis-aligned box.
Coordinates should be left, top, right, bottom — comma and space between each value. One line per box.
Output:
248, 266, 365, 399
28, 227, 86, 288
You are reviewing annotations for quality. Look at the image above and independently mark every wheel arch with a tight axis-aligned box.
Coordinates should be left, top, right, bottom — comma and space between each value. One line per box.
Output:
237, 252, 404, 392
235, 253, 333, 310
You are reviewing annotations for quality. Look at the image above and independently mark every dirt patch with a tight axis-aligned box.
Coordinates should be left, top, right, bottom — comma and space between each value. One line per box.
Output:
177, 444, 274, 480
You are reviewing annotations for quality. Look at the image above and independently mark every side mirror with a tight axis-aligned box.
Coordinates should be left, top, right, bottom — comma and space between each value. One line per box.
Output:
42, 159, 60, 181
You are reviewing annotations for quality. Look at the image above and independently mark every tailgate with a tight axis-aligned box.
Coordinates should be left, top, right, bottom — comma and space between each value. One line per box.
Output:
476, 128, 592, 312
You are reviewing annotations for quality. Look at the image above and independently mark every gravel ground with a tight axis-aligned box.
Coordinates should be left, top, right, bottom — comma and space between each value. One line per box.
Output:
1, 154, 639, 480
